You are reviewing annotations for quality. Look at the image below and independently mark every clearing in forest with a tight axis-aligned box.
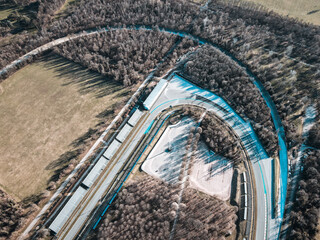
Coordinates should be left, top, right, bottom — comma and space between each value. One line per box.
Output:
0, 3, 15, 20
0, 54, 130, 200
237, 0, 320, 25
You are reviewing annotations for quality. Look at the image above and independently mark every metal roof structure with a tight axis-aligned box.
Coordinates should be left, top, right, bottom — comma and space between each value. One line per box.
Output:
128, 109, 143, 126
82, 156, 109, 189
116, 123, 132, 143
49, 186, 87, 234
242, 172, 247, 182
103, 140, 121, 160
143, 79, 168, 110
244, 207, 248, 220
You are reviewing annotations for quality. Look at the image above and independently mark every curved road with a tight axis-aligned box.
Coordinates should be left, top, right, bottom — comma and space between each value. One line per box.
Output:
50, 74, 275, 240
5, 26, 287, 239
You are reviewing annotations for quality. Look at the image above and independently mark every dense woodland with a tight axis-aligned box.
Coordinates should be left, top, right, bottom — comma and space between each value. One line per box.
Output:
0, 0, 67, 36
307, 118, 320, 149
200, 112, 242, 162
180, 45, 277, 156
53, 29, 196, 86
1, 0, 319, 71
0, 190, 24, 238
36, 0, 67, 26
97, 176, 237, 240
289, 149, 320, 239
184, 107, 242, 163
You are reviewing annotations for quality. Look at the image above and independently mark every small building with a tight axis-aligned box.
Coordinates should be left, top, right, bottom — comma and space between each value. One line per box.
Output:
103, 140, 121, 160
143, 79, 168, 110
82, 155, 109, 189
244, 183, 247, 195
116, 123, 132, 143
242, 172, 247, 182
128, 109, 143, 126
49, 186, 87, 234
243, 206, 248, 220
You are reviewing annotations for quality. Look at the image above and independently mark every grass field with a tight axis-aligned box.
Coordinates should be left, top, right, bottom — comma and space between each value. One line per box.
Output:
0, 3, 15, 20
237, 0, 320, 25
55, 0, 79, 18
0, 8, 12, 20
0, 54, 130, 201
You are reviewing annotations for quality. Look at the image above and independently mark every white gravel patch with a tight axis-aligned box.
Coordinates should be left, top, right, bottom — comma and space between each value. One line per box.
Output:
141, 117, 196, 184
189, 141, 233, 201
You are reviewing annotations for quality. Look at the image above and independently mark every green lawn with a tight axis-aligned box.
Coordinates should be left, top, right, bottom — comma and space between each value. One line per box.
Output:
0, 54, 130, 200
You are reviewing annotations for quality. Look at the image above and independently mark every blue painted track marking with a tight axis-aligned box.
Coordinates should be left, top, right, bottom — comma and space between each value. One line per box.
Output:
93, 217, 102, 230
144, 120, 155, 134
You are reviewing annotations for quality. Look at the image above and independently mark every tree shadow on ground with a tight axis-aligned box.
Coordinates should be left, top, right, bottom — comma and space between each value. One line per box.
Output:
95, 108, 115, 119
70, 128, 97, 148
21, 192, 43, 206
46, 149, 82, 183
69, 100, 126, 149
39, 53, 125, 99
46, 149, 82, 170
19, 53, 132, 201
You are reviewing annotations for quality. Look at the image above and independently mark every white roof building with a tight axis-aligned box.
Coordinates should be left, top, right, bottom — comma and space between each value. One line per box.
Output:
128, 109, 143, 126
116, 123, 132, 143
103, 140, 121, 160
143, 79, 168, 110
49, 186, 87, 234
82, 156, 109, 188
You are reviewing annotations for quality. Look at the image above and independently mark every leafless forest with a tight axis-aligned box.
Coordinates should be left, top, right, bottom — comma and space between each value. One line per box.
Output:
0, 0, 319, 238
97, 176, 237, 240
1, 0, 318, 148
183, 107, 242, 163
180, 45, 277, 156
289, 149, 320, 239
0, 190, 24, 238
53, 29, 197, 86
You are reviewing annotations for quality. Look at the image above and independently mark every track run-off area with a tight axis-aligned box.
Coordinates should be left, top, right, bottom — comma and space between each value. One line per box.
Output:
2, 26, 289, 240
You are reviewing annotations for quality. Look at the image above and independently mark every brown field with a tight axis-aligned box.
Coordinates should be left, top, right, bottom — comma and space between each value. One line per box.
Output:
0, 3, 15, 20
0, 54, 130, 200
0, 8, 12, 20
189, 0, 206, 4
55, 0, 78, 17
236, 0, 320, 25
